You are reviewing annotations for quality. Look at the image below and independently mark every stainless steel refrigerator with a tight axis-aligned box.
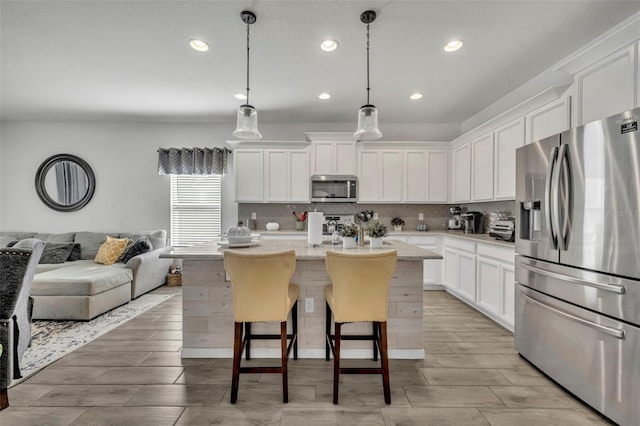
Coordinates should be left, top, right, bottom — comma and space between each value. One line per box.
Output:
515, 107, 640, 425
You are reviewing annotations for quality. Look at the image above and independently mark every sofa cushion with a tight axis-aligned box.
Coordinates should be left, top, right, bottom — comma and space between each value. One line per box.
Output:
74, 232, 108, 260
95, 236, 129, 265
1, 232, 36, 240
119, 230, 166, 250
68, 243, 82, 261
33, 232, 76, 243
32, 264, 133, 296
0, 236, 17, 247
120, 237, 152, 263
39, 242, 76, 264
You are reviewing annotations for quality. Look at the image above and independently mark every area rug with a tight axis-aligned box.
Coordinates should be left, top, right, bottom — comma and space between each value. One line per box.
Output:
11, 293, 175, 386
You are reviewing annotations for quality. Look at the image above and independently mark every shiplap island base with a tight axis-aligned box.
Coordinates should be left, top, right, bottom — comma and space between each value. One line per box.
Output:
163, 239, 442, 359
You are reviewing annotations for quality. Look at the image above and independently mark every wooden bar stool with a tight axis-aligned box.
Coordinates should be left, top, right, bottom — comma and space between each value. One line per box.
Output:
324, 250, 397, 404
223, 250, 299, 404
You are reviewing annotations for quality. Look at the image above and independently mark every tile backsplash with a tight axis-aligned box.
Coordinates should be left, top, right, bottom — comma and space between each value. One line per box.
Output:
238, 201, 516, 233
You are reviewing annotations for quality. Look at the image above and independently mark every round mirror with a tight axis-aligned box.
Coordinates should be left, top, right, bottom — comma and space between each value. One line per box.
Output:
35, 154, 96, 212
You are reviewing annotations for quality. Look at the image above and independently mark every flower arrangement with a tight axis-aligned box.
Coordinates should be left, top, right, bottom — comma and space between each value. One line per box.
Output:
391, 217, 405, 226
292, 211, 307, 222
366, 221, 388, 238
339, 223, 359, 238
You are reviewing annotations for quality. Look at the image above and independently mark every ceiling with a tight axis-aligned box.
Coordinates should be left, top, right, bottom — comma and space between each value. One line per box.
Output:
2, 1, 639, 128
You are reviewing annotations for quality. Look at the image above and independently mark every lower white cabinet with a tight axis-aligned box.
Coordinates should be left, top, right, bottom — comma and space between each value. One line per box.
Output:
442, 237, 477, 303
443, 237, 515, 330
476, 244, 515, 329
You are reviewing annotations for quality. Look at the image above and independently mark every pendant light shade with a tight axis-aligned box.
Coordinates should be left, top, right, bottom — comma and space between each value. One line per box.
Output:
355, 105, 382, 141
354, 10, 382, 141
233, 104, 261, 139
233, 11, 262, 140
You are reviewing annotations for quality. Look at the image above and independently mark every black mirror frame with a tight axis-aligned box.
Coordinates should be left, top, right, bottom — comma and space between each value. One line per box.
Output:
35, 153, 96, 212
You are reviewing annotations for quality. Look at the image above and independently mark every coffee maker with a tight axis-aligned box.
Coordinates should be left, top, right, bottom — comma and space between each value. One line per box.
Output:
461, 211, 484, 234
448, 206, 462, 230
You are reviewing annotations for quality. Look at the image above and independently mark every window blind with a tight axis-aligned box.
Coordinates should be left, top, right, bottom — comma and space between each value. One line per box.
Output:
170, 175, 222, 247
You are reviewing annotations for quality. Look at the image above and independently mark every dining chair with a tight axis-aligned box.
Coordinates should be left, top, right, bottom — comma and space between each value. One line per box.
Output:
324, 250, 397, 404
223, 249, 299, 403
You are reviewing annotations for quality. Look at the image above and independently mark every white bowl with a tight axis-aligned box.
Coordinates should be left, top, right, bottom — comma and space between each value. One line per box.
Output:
224, 233, 260, 244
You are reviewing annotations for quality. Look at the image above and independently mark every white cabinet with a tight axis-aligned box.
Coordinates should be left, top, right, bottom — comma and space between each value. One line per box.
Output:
476, 244, 515, 330
427, 151, 448, 202
577, 45, 636, 125
526, 96, 571, 143
357, 149, 403, 203
493, 118, 525, 199
470, 133, 494, 201
405, 150, 448, 203
357, 150, 380, 202
381, 150, 403, 202
234, 150, 264, 202
442, 237, 476, 303
311, 141, 356, 175
235, 149, 309, 203
265, 150, 288, 202
453, 144, 471, 202
404, 150, 427, 202
289, 150, 310, 202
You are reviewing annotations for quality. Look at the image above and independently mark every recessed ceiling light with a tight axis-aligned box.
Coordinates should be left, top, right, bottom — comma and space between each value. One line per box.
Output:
410, 93, 423, 100
234, 93, 247, 100
189, 39, 209, 52
318, 93, 331, 100
444, 39, 464, 52
320, 39, 338, 52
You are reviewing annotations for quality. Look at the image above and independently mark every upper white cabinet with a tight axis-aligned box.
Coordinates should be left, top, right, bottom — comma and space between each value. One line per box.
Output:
234, 150, 264, 202
493, 118, 525, 199
235, 148, 309, 203
359, 147, 448, 204
453, 144, 471, 202
470, 133, 494, 201
357, 149, 403, 203
311, 140, 356, 175
577, 45, 636, 125
525, 96, 571, 143
289, 150, 310, 202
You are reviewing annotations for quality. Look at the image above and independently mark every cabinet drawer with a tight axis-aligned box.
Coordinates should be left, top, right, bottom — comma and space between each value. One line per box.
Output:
443, 237, 476, 253
477, 244, 514, 263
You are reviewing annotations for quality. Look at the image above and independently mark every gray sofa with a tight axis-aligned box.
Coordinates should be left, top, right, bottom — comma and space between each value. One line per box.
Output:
0, 230, 174, 320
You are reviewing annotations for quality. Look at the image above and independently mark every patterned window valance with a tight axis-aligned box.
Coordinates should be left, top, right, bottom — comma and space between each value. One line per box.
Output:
157, 147, 230, 175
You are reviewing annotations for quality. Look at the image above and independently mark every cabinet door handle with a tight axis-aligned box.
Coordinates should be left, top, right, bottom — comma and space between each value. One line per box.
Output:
521, 262, 625, 294
521, 292, 625, 339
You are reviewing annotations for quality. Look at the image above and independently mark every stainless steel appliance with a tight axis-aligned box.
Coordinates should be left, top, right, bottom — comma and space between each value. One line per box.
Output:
461, 211, 484, 234
322, 214, 355, 236
311, 176, 357, 203
489, 218, 515, 242
448, 206, 462, 230
515, 108, 640, 426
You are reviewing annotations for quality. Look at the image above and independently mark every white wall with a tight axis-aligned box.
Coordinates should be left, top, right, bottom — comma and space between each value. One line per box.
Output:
0, 120, 459, 235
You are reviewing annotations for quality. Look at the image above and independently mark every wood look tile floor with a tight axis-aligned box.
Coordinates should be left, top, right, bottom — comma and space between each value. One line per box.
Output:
1, 287, 612, 425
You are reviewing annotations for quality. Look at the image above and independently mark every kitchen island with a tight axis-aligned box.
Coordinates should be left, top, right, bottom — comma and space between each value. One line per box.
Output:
163, 239, 441, 359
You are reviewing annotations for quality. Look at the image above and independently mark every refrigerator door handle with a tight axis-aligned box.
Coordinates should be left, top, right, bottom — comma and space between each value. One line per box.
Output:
558, 144, 571, 250
545, 146, 559, 249
520, 262, 626, 294
550, 145, 564, 251
521, 292, 625, 339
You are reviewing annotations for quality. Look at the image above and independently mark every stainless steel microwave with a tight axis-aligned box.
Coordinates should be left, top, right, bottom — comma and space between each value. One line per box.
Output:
311, 175, 357, 203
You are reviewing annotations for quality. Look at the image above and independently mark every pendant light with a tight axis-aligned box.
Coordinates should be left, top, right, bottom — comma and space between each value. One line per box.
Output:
233, 10, 262, 140
354, 10, 382, 141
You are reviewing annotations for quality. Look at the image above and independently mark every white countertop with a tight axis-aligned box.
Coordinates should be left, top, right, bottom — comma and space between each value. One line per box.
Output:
257, 229, 515, 248
162, 238, 442, 261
